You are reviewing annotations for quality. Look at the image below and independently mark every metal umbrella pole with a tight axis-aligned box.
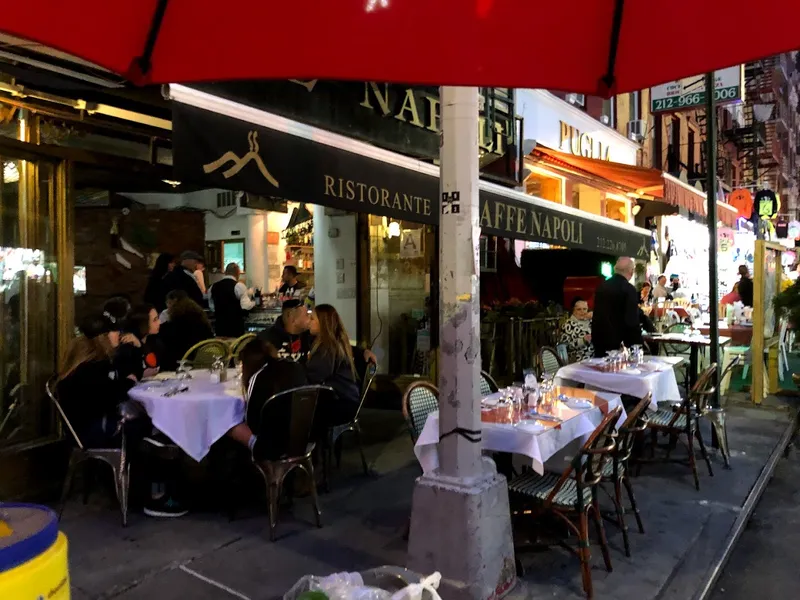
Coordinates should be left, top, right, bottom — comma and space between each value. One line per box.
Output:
704, 71, 730, 467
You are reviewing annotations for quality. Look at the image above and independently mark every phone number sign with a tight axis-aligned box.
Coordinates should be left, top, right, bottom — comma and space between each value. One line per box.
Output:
650, 66, 744, 114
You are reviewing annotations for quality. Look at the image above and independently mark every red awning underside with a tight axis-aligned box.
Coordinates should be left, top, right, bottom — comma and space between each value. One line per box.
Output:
529, 146, 739, 227
0, 1, 798, 92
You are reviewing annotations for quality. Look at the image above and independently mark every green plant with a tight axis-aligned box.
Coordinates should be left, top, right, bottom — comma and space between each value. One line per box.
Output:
773, 279, 800, 327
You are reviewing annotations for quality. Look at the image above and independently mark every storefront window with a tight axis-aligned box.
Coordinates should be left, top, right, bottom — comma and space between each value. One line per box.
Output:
368, 216, 433, 376
525, 171, 563, 204
0, 156, 59, 450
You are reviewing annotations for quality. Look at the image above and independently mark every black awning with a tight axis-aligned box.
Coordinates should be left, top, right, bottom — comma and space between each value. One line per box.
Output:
172, 103, 650, 258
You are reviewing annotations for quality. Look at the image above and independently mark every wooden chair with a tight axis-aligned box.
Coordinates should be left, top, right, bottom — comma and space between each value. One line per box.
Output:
537, 345, 564, 379
509, 407, 622, 599
600, 394, 650, 557
641, 364, 717, 490
323, 362, 378, 489
48, 378, 131, 527
181, 339, 230, 368
251, 385, 331, 541
229, 333, 256, 362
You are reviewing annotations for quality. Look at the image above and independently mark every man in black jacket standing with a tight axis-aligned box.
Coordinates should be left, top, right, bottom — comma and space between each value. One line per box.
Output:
592, 257, 643, 357
161, 250, 204, 306
209, 263, 255, 337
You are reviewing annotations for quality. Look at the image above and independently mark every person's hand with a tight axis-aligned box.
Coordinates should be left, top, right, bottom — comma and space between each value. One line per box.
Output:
584, 334, 592, 343
120, 334, 141, 347
363, 349, 377, 365
126, 374, 138, 383
143, 367, 159, 379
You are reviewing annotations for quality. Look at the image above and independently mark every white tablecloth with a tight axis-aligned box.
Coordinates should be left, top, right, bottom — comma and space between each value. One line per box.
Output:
414, 392, 625, 475
128, 370, 245, 462
555, 357, 682, 409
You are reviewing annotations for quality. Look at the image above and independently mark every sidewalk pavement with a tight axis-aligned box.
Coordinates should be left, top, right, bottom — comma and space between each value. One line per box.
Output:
62, 393, 795, 600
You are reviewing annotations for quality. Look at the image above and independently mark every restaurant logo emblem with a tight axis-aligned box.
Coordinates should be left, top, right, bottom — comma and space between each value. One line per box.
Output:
202, 130, 279, 187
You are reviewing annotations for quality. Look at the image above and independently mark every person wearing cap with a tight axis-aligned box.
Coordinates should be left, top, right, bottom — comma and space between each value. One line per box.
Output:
160, 250, 205, 307
259, 298, 313, 362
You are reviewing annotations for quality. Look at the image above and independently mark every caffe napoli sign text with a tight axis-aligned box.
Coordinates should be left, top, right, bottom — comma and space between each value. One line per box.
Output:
559, 121, 611, 161
360, 83, 510, 157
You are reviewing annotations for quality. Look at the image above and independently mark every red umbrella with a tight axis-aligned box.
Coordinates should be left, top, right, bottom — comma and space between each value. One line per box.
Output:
0, 1, 797, 93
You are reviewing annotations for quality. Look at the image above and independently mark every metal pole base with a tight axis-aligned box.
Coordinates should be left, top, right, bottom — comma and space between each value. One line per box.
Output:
407, 457, 517, 599
706, 408, 731, 468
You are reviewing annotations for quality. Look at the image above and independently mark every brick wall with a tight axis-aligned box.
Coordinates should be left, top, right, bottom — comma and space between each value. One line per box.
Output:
74, 207, 204, 322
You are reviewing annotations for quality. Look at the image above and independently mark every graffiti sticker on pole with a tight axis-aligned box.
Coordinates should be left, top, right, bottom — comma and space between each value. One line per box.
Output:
442, 191, 461, 214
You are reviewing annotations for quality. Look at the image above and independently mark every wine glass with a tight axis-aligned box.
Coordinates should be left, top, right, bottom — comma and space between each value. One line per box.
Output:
176, 359, 192, 381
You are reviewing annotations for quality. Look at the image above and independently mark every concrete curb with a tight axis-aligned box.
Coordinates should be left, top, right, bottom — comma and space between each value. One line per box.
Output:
693, 410, 798, 600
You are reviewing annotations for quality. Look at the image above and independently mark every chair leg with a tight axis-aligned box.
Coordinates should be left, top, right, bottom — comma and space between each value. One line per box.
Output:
58, 451, 80, 520
622, 475, 645, 534
591, 494, 613, 572
686, 430, 700, 491
696, 426, 714, 477
354, 424, 369, 476
267, 479, 280, 542
303, 459, 323, 529
613, 479, 631, 558
578, 512, 593, 599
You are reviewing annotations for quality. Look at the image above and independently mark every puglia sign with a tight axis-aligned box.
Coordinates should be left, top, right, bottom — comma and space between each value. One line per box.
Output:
559, 121, 611, 161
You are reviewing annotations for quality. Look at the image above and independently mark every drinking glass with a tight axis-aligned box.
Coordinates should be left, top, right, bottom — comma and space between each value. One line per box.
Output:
176, 359, 192, 381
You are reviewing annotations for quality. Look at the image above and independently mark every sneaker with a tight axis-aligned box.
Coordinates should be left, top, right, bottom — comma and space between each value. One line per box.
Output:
144, 496, 188, 518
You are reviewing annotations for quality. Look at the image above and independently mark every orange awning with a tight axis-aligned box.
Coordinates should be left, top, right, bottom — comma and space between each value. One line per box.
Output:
527, 145, 738, 227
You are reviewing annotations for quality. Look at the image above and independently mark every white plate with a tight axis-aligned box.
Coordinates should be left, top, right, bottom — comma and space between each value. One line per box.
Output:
564, 398, 594, 410
515, 420, 546, 433
482, 392, 504, 407
619, 367, 641, 375
582, 358, 606, 367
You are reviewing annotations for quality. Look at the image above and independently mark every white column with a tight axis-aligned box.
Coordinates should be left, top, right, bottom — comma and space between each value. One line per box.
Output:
245, 213, 268, 290
437, 86, 483, 478
407, 87, 517, 599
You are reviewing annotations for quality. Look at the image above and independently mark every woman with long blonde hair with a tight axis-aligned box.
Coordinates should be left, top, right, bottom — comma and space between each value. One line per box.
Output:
306, 304, 361, 425
57, 314, 138, 448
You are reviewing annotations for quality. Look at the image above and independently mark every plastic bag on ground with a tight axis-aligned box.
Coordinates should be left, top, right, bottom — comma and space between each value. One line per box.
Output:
283, 571, 391, 600
389, 573, 442, 600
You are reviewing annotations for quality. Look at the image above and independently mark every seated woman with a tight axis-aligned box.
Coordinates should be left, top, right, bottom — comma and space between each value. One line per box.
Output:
57, 313, 142, 448
158, 297, 214, 371
560, 298, 594, 362
116, 303, 165, 381
306, 304, 361, 427
159, 289, 187, 324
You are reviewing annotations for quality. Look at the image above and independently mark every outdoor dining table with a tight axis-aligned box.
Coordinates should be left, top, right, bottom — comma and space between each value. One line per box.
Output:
414, 386, 626, 475
643, 333, 731, 388
554, 356, 683, 410
128, 370, 245, 462
699, 322, 752, 346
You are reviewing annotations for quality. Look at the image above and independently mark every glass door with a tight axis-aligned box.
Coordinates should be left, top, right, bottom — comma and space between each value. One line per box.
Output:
0, 153, 63, 450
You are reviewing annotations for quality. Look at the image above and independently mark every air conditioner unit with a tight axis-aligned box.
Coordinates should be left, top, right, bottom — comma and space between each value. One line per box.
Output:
600, 115, 611, 125
627, 119, 646, 143
566, 93, 585, 107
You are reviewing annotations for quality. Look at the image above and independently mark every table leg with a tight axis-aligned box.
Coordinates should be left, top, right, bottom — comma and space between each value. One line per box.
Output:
689, 345, 699, 389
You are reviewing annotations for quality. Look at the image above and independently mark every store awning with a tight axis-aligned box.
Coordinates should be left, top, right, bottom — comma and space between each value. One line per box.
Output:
528, 145, 738, 227
170, 85, 651, 259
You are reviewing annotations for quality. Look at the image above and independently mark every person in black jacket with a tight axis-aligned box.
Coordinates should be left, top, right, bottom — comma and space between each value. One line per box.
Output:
307, 304, 361, 426
737, 264, 754, 307
160, 250, 204, 307
158, 297, 214, 371
592, 257, 643, 357
144, 253, 174, 312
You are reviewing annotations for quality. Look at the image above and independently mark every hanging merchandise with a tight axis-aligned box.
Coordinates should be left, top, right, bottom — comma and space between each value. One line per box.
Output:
755, 188, 779, 219
729, 188, 754, 219
776, 220, 789, 239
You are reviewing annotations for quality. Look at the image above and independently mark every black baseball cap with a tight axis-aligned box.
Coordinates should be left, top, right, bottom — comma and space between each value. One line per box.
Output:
282, 299, 303, 311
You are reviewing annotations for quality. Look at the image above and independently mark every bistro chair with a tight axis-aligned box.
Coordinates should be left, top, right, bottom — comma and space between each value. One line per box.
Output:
229, 333, 257, 362
480, 370, 499, 396
251, 385, 331, 541
181, 338, 230, 368
662, 323, 692, 394
640, 364, 717, 491
509, 406, 622, 599
402, 381, 440, 445
401, 381, 441, 541
537, 345, 564, 379
600, 394, 651, 558
48, 378, 131, 527
322, 361, 378, 490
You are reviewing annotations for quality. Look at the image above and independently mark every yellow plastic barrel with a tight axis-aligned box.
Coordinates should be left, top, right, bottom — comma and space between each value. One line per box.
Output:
0, 503, 70, 600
